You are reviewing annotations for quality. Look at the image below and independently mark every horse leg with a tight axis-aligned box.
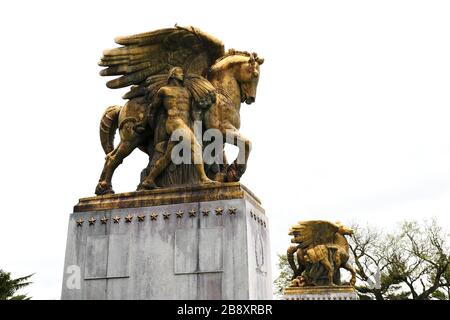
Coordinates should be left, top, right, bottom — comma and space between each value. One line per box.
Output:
343, 261, 357, 286
295, 249, 306, 278
287, 246, 299, 279
321, 257, 335, 286
204, 141, 228, 182
95, 138, 141, 195
224, 127, 251, 182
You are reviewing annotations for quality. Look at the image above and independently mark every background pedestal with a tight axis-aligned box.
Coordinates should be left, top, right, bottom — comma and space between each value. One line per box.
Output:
283, 286, 359, 300
61, 183, 272, 300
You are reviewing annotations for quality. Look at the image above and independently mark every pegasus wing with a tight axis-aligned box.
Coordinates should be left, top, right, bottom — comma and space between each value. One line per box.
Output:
289, 220, 339, 249
185, 74, 217, 110
99, 25, 225, 90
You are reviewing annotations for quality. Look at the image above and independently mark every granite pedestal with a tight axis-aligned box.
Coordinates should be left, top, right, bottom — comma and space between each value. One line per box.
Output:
61, 182, 272, 300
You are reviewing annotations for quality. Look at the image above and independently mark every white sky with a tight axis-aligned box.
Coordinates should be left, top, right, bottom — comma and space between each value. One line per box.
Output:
0, 0, 449, 299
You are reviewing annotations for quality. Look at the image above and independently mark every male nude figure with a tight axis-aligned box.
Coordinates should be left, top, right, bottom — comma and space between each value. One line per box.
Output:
138, 67, 215, 190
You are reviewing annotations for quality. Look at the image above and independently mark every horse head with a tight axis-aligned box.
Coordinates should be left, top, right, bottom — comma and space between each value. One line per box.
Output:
210, 50, 264, 105
336, 222, 354, 236
235, 52, 264, 104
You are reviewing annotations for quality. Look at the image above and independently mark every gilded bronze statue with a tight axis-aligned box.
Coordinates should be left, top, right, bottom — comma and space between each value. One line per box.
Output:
137, 66, 217, 190
286, 220, 357, 287
95, 25, 263, 195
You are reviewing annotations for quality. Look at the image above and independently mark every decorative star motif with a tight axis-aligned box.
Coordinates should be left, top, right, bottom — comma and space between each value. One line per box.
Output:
76, 218, 84, 226
189, 209, 197, 217
88, 217, 96, 225
113, 215, 121, 223
215, 207, 223, 215
250, 210, 254, 218
176, 210, 184, 218
163, 212, 171, 220
228, 207, 237, 215
100, 216, 109, 224
150, 213, 158, 221
202, 209, 210, 216
263, 221, 266, 228
125, 214, 133, 223
138, 214, 145, 222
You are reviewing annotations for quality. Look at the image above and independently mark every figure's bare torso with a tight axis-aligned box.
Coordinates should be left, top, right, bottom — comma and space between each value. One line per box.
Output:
159, 85, 191, 133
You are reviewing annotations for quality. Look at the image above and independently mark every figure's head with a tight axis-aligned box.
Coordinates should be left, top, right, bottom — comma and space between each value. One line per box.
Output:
168, 66, 184, 82
210, 50, 264, 105
336, 222, 354, 236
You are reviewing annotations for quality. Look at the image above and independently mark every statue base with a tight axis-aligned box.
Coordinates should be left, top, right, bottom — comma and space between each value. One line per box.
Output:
61, 182, 272, 300
283, 286, 359, 300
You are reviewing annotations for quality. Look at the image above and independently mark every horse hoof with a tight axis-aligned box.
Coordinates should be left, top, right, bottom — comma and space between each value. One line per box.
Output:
136, 180, 159, 191
226, 166, 240, 182
95, 182, 114, 196
212, 172, 226, 183
96, 189, 114, 196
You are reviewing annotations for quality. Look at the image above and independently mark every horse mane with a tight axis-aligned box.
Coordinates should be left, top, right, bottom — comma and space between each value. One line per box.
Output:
210, 49, 255, 74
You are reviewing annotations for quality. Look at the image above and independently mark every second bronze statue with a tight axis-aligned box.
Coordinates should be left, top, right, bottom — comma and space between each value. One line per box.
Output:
95, 25, 264, 195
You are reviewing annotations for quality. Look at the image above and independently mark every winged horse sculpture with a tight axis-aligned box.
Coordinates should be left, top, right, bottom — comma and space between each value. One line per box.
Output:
95, 25, 263, 195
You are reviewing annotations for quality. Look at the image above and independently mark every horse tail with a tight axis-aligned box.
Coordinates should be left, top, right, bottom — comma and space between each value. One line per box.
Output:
287, 245, 299, 279
100, 105, 121, 154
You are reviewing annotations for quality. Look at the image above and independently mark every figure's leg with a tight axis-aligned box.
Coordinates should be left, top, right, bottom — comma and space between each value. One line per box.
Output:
223, 127, 252, 182
140, 115, 168, 184
96, 139, 140, 195
188, 129, 216, 184
137, 141, 175, 190
174, 123, 216, 184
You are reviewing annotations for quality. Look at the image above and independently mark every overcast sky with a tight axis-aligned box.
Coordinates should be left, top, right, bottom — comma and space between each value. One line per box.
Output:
0, 0, 449, 299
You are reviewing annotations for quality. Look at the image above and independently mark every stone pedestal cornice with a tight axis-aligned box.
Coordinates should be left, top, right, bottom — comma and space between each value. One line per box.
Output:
74, 182, 262, 213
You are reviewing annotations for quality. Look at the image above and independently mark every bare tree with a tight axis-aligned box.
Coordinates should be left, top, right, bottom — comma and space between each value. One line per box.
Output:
349, 219, 449, 300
